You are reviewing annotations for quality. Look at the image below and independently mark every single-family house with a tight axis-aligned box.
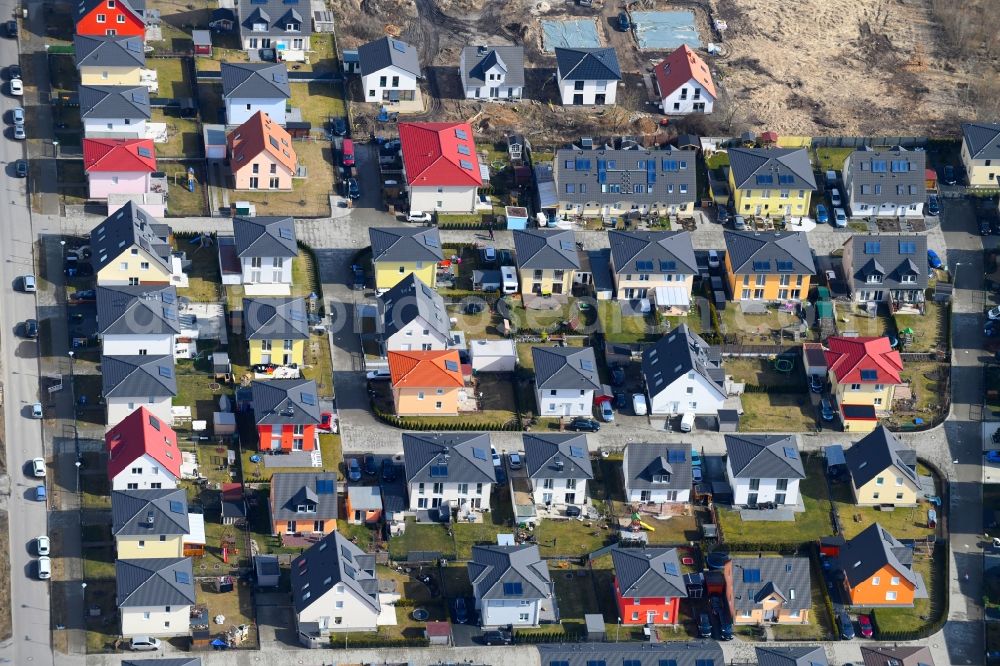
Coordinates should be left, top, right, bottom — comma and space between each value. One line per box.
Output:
83, 138, 159, 200
610, 545, 687, 625
122, 659, 202, 666
269, 472, 339, 536
346, 486, 383, 525
459, 45, 524, 101
242, 297, 309, 367
92, 202, 175, 286
292, 532, 393, 638
554, 149, 697, 220
76, 0, 146, 38
554, 47, 621, 106
79, 84, 151, 138
844, 426, 920, 507
859, 645, 934, 666
117, 557, 195, 637
653, 44, 716, 115
468, 544, 554, 627
112, 488, 190, 558
723, 230, 816, 302
623, 443, 692, 505
399, 122, 483, 213
376, 273, 451, 353
961, 122, 1000, 188
238, 0, 311, 53
724, 434, 805, 507
755, 646, 828, 666
102, 354, 176, 428
222, 62, 292, 126
643, 324, 725, 416
250, 378, 322, 452
841, 234, 928, 310
840, 523, 926, 607
106, 406, 181, 491
369, 226, 444, 292
74, 34, 145, 85
537, 644, 724, 666
825, 336, 903, 429
609, 230, 697, 302
388, 349, 465, 416
513, 228, 580, 296
97, 284, 181, 356
522, 433, 593, 508
725, 557, 811, 624
727, 147, 817, 219
358, 36, 421, 103
233, 216, 297, 286
228, 111, 297, 190
844, 148, 927, 219
402, 432, 496, 511
531, 346, 600, 417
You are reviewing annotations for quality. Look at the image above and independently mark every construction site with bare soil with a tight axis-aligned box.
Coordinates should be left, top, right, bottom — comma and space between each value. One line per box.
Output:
331, 0, 997, 143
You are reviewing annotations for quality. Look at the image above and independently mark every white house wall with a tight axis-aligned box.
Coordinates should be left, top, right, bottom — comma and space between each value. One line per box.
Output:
409, 185, 478, 214
480, 598, 541, 627
83, 118, 148, 137
385, 318, 450, 352
557, 79, 618, 106
110, 452, 180, 491
535, 388, 594, 417
297, 584, 381, 632
240, 255, 293, 284
625, 487, 691, 504
101, 334, 174, 356
226, 97, 287, 126
407, 481, 493, 511
362, 66, 418, 102
530, 477, 587, 506
660, 77, 714, 114
726, 458, 802, 505
120, 605, 190, 637
648, 373, 724, 416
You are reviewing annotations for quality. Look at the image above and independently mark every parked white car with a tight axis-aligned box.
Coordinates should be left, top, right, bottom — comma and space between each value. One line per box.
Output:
36, 535, 50, 556
834, 208, 847, 228
632, 393, 647, 416
407, 210, 433, 223
37, 556, 50, 579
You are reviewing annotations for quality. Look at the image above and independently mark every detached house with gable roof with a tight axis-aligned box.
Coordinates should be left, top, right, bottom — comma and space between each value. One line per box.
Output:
106, 405, 180, 491
844, 426, 920, 507
609, 229, 697, 303
468, 544, 555, 627
727, 147, 817, 219
238, 0, 311, 53
97, 284, 181, 356
653, 44, 716, 115
102, 354, 177, 428
80, 84, 151, 138
376, 274, 452, 353
83, 138, 160, 203
402, 432, 496, 511
554, 47, 621, 106
222, 62, 292, 126
724, 434, 805, 507
228, 111, 297, 191
250, 378, 322, 452
242, 296, 309, 367
723, 230, 815, 302
513, 228, 581, 297
841, 234, 928, 311
623, 442, 692, 505
859, 645, 934, 666
231, 216, 297, 287
117, 557, 196, 637
388, 349, 465, 416
112, 488, 192, 558
610, 545, 688, 625
269, 472, 339, 536
755, 646, 828, 666
74, 34, 145, 86
92, 202, 176, 286
359, 37, 421, 103
643, 324, 725, 416
369, 226, 444, 292
75, 0, 146, 39
961, 121, 1000, 187
522, 433, 593, 508
554, 148, 696, 221
532, 346, 600, 417
843, 148, 927, 219
399, 122, 483, 213
725, 556, 812, 624
824, 336, 903, 431
459, 45, 524, 101
840, 523, 926, 606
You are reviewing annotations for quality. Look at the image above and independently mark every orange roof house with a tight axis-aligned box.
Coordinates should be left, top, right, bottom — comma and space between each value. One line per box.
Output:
388, 349, 465, 416
653, 44, 717, 115
227, 111, 296, 191
840, 523, 927, 607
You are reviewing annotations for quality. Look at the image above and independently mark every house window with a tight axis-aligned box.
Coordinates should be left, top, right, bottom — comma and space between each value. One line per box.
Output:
574, 81, 584, 91
895, 477, 904, 486
418, 483, 424, 495
96, 13, 106, 22
293, 424, 304, 436
117, 14, 125, 22
284, 339, 293, 350
269, 177, 280, 188
476, 483, 483, 494
519, 613, 530, 622
776, 478, 788, 491
896, 492, 904, 500
458, 483, 469, 495
891, 576, 900, 585
631, 612, 639, 621
543, 479, 553, 489
872, 576, 880, 586
749, 479, 760, 490
566, 478, 577, 489
876, 477, 884, 486
140, 262, 149, 270
138, 540, 145, 548
850, 383, 862, 391
270, 164, 277, 174
119, 262, 128, 270
886, 591, 897, 601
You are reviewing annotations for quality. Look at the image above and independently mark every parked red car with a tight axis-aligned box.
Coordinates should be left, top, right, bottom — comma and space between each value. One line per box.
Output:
858, 614, 873, 638
319, 411, 337, 432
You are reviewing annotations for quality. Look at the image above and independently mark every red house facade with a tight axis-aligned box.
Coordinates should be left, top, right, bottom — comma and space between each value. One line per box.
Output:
76, 0, 146, 38
250, 379, 322, 452
611, 546, 688, 625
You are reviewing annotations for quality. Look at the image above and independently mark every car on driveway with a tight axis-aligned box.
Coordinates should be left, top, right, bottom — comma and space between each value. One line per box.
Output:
820, 398, 835, 422
838, 612, 855, 639
4, 20, 16, 38
346, 177, 360, 199
833, 207, 847, 228
320, 411, 336, 432
943, 165, 957, 185
610, 366, 625, 386
692, 466, 703, 483
697, 613, 712, 638
927, 249, 943, 270
981, 218, 992, 236
347, 458, 362, 482
987, 320, 1000, 338
716, 207, 729, 225
809, 374, 825, 393
632, 393, 647, 416
566, 417, 600, 432
14, 158, 26, 177
453, 597, 469, 624
508, 453, 523, 470
926, 195, 940, 216
70, 289, 96, 302
36, 535, 50, 556
381, 458, 397, 481
22, 318, 37, 338
599, 400, 614, 422
407, 210, 433, 223
617, 11, 630, 30
481, 629, 511, 645
491, 446, 501, 467
363, 453, 377, 476
815, 203, 829, 224
858, 614, 874, 638
129, 636, 161, 652
988, 307, 1000, 321
332, 117, 348, 136
367, 369, 391, 381
829, 188, 842, 207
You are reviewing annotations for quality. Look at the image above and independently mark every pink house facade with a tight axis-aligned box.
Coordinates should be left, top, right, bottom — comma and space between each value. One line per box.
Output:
84, 138, 164, 200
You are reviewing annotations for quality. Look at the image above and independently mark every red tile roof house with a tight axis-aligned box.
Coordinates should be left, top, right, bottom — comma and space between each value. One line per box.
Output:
83, 138, 162, 202
824, 336, 904, 432
106, 406, 181, 491
610, 545, 688, 625
652, 45, 717, 115
399, 122, 484, 214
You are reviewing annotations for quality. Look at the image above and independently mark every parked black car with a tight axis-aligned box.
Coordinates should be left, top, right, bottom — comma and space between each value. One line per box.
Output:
363, 453, 377, 476
481, 629, 511, 645
23, 318, 37, 338
381, 458, 397, 482
980, 218, 992, 236
332, 117, 348, 136
697, 613, 712, 638
838, 612, 856, 640
453, 597, 469, 624
14, 158, 26, 178
5, 21, 17, 38
566, 417, 600, 432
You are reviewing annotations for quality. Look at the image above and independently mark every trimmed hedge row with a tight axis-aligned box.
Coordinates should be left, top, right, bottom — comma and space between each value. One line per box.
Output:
372, 403, 521, 431
332, 637, 430, 648
513, 630, 585, 644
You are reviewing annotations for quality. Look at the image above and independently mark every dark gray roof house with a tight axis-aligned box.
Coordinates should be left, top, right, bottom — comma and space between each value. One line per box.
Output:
221, 62, 292, 100
610, 546, 688, 599
859, 645, 934, 666
723, 230, 816, 276
624, 443, 692, 493
844, 148, 927, 215
461, 45, 524, 88
468, 544, 552, 601
962, 122, 1000, 161
250, 378, 322, 426
402, 432, 496, 485
102, 354, 177, 398
74, 34, 145, 69
841, 523, 921, 590
112, 488, 189, 537
233, 216, 298, 258
239, 0, 311, 43
122, 659, 203, 666
609, 230, 698, 276
369, 227, 444, 264
532, 346, 601, 391
724, 434, 806, 479
522, 433, 593, 481
842, 234, 928, 298
376, 273, 450, 342
79, 85, 151, 120
269, 472, 339, 523
92, 201, 173, 275
642, 323, 725, 404
358, 36, 421, 78
116, 557, 196, 608
97, 284, 181, 336
844, 425, 918, 489
729, 556, 811, 615
755, 645, 828, 666
554, 149, 697, 209
537, 642, 723, 666
727, 147, 817, 191
291, 531, 380, 615
242, 297, 309, 340
513, 229, 581, 270
555, 47, 622, 82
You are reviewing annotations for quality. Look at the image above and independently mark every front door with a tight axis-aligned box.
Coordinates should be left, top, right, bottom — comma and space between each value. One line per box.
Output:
595, 94, 606, 105
646, 611, 657, 624
283, 352, 291, 365
763, 608, 775, 621
260, 352, 271, 364
565, 492, 575, 504
640, 490, 651, 502
543, 493, 552, 504
573, 94, 584, 105
489, 87, 499, 98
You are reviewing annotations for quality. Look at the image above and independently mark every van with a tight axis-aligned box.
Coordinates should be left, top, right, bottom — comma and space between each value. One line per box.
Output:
37, 556, 51, 580
501, 266, 518, 294
679, 411, 696, 432
341, 139, 355, 167
825, 170, 837, 186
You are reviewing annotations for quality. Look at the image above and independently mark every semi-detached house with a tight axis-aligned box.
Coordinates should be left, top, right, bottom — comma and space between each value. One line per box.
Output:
961, 121, 1000, 187
608, 229, 697, 303
102, 354, 177, 428
843, 148, 926, 219
727, 147, 816, 219
723, 230, 815, 303
841, 234, 928, 311
402, 432, 496, 512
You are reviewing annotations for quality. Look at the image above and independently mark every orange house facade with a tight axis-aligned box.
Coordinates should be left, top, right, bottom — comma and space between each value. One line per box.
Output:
256, 423, 318, 452
843, 563, 917, 606
388, 349, 465, 416
722, 230, 816, 303
840, 523, 923, 607
269, 473, 338, 539
76, 0, 146, 38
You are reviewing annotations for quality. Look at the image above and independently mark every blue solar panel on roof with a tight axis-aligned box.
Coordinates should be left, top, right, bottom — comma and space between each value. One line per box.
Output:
783, 446, 797, 459
175, 571, 190, 584
864, 241, 881, 254
636, 260, 654, 271
659, 260, 676, 272
776, 261, 794, 272
752, 261, 771, 271
667, 449, 685, 463
445, 360, 459, 372
457, 144, 470, 155
755, 174, 773, 185
158, 365, 172, 378
872, 160, 887, 173
779, 174, 794, 184
301, 392, 316, 405
161, 290, 175, 304
168, 500, 184, 513
502, 582, 523, 595
899, 241, 916, 254
316, 479, 335, 494
278, 226, 294, 240
743, 568, 761, 583
430, 464, 448, 477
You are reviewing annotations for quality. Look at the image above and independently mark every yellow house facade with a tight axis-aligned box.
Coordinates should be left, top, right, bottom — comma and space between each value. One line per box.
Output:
370, 227, 444, 293
248, 338, 305, 367
727, 147, 817, 218
513, 228, 581, 298
722, 230, 815, 303
732, 593, 811, 625
243, 297, 310, 367
844, 426, 920, 507
375, 261, 438, 292
853, 471, 919, 506
97, 245, 172, 286
829, 380, 895, 409
517, 267, 575, 296
80, 65, 143, 86
393, 386, 461, 415
388, 349, 464, 416
116, 534, 185, 559
961, 122, 1000, 188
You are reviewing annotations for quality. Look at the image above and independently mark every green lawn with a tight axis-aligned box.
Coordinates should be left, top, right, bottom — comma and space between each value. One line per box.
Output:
533, 519, 611, 558
175, 242, 223, 302
173, 358, 230, 424
888, 361, 949, 429
705, 152, 730, 169
870, 554, 934, 633
82, 545, 116, 580
830, 481, 936, 540
231, 141, 334, 217
720, 305, 816, 344
302, 332, 335, 398
149, 57, 193, 99
718, 454, 834, 544
164, 161, 210, 216
241, 433, 342, 482
892, 301, 946, 353
152, 110, 202, 158
812, 147, 854, 173
551, 565, 601, 619
724, 357, 806, 389
388, 518, 456, 561
738, 392, 817, 432
289, 82, 346, 128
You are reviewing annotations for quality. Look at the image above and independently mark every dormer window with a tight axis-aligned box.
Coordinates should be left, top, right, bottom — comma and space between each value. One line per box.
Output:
866, 274, 882, 284
900, 274, 916, 283
296, 503, 316, 513
652, 473, 670, 483
253, 22, 267, 31
286, 22, 299, 31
